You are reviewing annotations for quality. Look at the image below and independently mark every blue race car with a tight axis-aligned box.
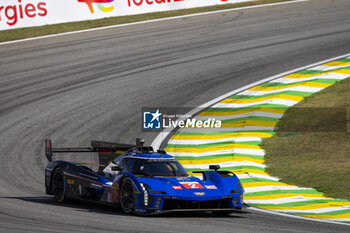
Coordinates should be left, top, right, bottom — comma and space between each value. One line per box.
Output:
45, 138, 245, 215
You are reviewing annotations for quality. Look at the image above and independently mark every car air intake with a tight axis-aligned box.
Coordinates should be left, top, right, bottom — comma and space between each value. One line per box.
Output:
162, 199, 231, 210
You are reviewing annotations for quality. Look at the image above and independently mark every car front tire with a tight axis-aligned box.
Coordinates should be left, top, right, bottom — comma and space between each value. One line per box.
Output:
120, 178, 135, 214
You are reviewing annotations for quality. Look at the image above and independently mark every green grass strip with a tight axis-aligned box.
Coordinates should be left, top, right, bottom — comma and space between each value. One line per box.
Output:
296, 70, 325, 75
263, 77, 350, 201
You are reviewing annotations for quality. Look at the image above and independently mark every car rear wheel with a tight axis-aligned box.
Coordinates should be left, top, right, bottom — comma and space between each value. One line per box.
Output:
120, 178, 135, 214
52, 167, 66, 203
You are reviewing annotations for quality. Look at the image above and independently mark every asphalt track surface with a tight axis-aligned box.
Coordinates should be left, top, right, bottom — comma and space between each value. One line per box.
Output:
1, 0, 350, 232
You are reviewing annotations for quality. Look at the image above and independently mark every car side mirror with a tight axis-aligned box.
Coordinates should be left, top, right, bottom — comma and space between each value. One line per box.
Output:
111, 166, 123, 171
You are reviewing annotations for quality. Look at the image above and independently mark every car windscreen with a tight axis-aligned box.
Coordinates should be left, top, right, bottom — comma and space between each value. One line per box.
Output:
124, 158, 188, 177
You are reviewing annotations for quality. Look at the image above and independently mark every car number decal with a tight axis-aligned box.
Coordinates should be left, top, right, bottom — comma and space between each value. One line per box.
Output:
179, 182, 204, 189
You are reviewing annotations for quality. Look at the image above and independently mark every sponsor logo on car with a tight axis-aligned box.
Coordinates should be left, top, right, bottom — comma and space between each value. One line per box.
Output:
193, 192, 205, 196
204, 185, 217, 189
172, 186, 183, 190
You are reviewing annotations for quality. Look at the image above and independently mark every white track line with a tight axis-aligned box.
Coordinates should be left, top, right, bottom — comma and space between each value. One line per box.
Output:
0, 0, 308, 46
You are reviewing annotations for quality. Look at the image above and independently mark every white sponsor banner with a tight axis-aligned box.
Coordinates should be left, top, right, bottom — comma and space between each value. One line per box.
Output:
0, 0, 251, 31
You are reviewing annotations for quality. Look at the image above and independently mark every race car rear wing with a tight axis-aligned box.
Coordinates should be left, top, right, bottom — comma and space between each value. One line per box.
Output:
45, 139, 136, 169
45, 139, 92, 162
45, 138, 154, 171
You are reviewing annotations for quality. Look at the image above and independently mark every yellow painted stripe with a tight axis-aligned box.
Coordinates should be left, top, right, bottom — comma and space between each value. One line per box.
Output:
178, 156, 264, 165
281, 72, 324, 80
248, 82, 331, 91
220, 94, 303, 104
322, 61, 350, 67
282, 73, 314, 79
165, 144, 262, 153
244, 193, 327, 200
334, 69, 350, 75
170, 132, 273, 140
233, 169, 268, 175
302, 213, 350, 219
198, 107, 286, 116
259, 202, 350, 211
243, 182, 294, 188
231, 170, 269, 176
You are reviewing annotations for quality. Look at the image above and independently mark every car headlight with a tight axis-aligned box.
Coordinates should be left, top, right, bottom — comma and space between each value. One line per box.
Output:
140, 183, 150, 206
